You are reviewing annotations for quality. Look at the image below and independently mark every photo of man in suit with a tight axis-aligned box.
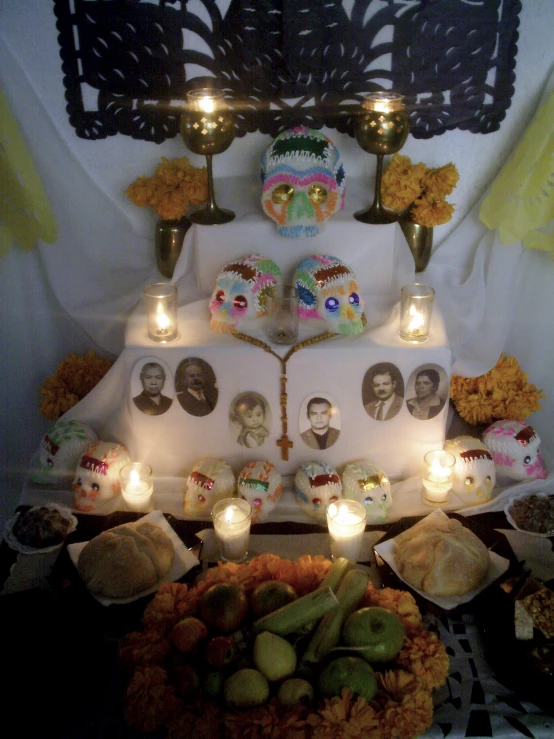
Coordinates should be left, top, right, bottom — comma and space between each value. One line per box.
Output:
300, 396, 340, 450
175, 358, 218, 417
133, 362, 172, 416
363, 363, 404, 421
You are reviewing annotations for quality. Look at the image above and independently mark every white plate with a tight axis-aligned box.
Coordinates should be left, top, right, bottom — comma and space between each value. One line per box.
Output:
504, 491, 554, 537
67, 510, 200, 606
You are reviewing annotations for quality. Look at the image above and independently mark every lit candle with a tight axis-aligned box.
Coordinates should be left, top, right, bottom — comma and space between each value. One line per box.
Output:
212, 498, 252, 563
120, 463, 154, 512
143, 283, 178, 342
422, 450, 455, 505
199, 95, 215, 113
362, 91, 405, 114
399, 284, 434, 343
326, 500, 367, 562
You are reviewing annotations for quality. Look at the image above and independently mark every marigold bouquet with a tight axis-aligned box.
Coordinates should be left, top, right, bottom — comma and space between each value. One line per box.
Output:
382, 153, 459, 227
125, 156, 208, 221
450, 354, 544, 427
39, 350, 113, 421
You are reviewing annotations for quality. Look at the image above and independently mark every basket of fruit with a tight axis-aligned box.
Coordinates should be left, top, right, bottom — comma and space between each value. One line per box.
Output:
120, 554, 449, 738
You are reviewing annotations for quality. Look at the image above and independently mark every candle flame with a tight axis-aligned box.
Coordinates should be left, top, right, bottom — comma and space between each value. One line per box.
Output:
408, 305, 424, 332
156, 304, 170, 331
200, 96, 215, 113
130, 468, 140, 485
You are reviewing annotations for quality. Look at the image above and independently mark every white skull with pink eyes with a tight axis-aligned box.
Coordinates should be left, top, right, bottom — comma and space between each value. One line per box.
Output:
293, 255, 365, 335
261, 127, 346, 238
483, 420, 546, 481
72, 441, 130, 512
209, 254, 282, 334
237, 460, 283, 523
30, 420, 98, 484
184, 458, 235, 517
444, 436, 496, 506
294, 461, 343, 523
341, 459, 392, 524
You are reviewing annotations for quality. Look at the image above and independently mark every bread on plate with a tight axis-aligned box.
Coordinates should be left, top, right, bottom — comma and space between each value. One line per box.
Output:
394, 514, 490, 597
77, 520, 175, 599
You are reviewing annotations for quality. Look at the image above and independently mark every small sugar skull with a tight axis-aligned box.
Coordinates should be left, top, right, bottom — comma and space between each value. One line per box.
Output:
341, 459, 392, 524
72, 441, 130, 512
483, 420, 546, 481
444, 436, 496, 506
294, 461, 343, 523
184, 458, 235, 517
30, 420, 98, 484
293, 255, 365, 335
209, 254, 282, 334
261, 127, 346, 238
237, 460, 283, 523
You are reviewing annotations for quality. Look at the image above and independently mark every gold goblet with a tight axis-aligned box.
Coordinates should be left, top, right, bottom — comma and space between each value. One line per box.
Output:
354, 92, 410, 225
180, 88, 235, 225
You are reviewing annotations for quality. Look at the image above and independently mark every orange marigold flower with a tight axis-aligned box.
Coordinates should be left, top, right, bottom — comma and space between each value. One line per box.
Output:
422, 162, 459, 198
410, 197, 455, 227
397, 631, 450, 691
120, 629, 171, 671
123, 666, 181, 733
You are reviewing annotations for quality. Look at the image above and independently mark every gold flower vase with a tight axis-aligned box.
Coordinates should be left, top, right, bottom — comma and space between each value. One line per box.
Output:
155, 217, 192, 279
399, 216, 433, 273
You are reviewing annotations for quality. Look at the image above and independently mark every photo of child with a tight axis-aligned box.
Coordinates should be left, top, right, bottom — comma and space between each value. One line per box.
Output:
230, 392, 271, 448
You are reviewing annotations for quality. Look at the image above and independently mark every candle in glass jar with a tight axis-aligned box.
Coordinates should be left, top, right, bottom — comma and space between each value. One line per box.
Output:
212, 498, 252, 563
422, 450, 455, 504
399, 284, 434, 343
120, 463, 154, 512
326, 500, 367, 561
143, 283, 178, 342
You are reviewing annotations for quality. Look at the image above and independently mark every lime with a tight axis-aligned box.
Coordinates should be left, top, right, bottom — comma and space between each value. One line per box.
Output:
318, 656, 378, 702
251, 580, 298, 619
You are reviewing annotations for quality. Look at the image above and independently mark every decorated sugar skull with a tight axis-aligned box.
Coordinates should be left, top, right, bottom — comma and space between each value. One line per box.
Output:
261, 127, 346, 238
294, 461, 343, 523
444, 436, 496, 506
341, 459, 392, 524
483, 420, 546, 481
30, 420, 98, 484
72, 441, 130, 512
209, 254, 282, 334
184, 458, 235, 517
237, 460, 283, 523
293, 254, 365, 335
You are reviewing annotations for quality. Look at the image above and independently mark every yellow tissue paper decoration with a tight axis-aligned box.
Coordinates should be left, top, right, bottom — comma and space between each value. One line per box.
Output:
0, 90, 57, 256
479, 89, 554, 254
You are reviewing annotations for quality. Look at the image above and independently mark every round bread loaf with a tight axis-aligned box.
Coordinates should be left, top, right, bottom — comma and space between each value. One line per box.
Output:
77, 521, 175, 598
394, 516, 490, 597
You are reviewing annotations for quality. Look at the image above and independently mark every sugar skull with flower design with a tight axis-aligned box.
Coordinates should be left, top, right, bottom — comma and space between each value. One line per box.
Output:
237, 460, 283, 523
72, 440, 130, 512
293, 254, 366, 335
30, 419, 98, 484
209, 254, 282, 334
294, 461, 343, 523
483, 420, 546, 481
444, 436, 496, 506
261, 127, 346, 238
184, 457, 235, 517
341, 459, 392, 524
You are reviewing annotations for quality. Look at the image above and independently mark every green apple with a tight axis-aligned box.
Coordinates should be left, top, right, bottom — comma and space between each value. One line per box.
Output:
277, 678, 314, 708
224, 668, 269, 708
251, 580, 298, 619
342, 606, 405, 663
318, 656, 377, 703
253, 631, 297, 681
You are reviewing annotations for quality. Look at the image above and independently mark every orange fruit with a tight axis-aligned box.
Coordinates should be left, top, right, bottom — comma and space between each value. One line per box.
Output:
171, 616, 208, 652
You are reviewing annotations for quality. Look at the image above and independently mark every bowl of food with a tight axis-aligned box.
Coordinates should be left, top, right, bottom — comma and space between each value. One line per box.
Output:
505, 492, 554, 537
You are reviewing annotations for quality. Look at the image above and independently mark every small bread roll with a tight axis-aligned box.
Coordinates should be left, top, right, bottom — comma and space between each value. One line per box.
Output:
394, 516, 489, 597
78, 521, 174, 598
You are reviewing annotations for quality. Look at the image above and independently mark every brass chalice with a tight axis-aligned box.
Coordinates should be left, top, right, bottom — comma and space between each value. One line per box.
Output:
354, 92, 410, 225
180, 88, 236, 225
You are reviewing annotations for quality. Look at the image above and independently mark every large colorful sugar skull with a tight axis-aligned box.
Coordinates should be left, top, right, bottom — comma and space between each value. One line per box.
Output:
341, 459, 392, 524
293, 255, 365, 335
261, 127, 346, 238
72, 441, 130, 512
294, 461, 343, 523
209, 254, 282, 334
444, 436, 496, 506
483, 420, 546, 481
237, 460, 283, 523
184, 458, 235, 518
30, 420, 98, 484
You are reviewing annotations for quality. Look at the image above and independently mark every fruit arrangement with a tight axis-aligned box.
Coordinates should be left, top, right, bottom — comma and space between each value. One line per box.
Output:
120, 554, 449, 739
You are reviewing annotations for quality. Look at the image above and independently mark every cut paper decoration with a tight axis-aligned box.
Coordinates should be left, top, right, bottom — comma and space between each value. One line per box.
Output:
483, 420, 546, 482
443, 436, 496, 507
237, 460, 283, 523
261, 127, 346, 238
30, 420, 98, 485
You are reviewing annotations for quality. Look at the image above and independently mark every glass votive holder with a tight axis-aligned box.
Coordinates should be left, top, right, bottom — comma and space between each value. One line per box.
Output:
422, 450, 456, 505
399, 284, 434, 343
326, 499, 367, 562
144, 283, 178, 342
266, 285, 299, 344
212, 498, 252, 563
120, 463, 154, 512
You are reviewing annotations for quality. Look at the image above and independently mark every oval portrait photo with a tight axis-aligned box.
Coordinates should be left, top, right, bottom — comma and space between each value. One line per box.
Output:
299, 394, 341, 450
131, 358, 173, 416
230, 391, 271, 448
362, 362, 404, 421
175, 357, 218, 417
406, 364, 448, 420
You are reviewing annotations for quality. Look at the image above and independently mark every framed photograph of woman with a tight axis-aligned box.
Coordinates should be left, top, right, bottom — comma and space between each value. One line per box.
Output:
405, 364, 448, 420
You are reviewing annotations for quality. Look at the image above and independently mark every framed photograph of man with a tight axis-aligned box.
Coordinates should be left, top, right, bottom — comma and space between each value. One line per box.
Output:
362, 363, 404, 421
175, 357, 218, 417
299, 393, 341, 450
131, 357, 173, 416
405, 363, 448, 420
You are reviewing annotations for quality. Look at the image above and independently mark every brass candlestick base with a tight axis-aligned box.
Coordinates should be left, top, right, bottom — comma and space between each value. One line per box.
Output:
354, 153, 398, 224
188, 154, 235, 225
